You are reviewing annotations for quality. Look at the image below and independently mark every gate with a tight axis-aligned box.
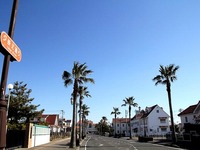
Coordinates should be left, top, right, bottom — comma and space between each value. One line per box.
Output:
6, 130, 26, 149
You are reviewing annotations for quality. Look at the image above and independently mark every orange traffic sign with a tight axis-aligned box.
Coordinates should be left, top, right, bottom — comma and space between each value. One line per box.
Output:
0, 31, 22, 62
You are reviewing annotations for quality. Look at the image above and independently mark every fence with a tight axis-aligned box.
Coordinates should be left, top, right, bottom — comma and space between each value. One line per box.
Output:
6, 130, 26, 149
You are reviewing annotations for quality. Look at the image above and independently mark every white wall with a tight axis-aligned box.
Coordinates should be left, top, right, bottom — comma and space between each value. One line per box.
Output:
31, 125, 50, 147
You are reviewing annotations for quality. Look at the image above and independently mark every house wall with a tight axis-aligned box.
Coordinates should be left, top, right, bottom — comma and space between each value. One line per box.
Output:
147, 106, 170, 136
180, 114, 196, 127
113, 121, 130, 136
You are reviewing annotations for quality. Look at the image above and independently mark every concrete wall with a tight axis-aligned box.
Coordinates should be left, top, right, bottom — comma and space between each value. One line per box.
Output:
25, 123, 50, 148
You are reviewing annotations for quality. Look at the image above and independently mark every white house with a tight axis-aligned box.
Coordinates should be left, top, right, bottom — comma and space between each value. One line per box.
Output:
112, 118, 130, 137
178, 101, 200, 128
131, 105, 170, 137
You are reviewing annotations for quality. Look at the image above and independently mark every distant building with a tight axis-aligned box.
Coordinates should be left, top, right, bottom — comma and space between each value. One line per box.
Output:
77, 120, 98, 134
87, 120, 98, 134
131, 105, 170, 136
112, 118, 130, 137
59, 119, 71, 132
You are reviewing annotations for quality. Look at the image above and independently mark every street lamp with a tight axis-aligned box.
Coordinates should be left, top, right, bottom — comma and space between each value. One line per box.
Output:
7, 84, 13, 117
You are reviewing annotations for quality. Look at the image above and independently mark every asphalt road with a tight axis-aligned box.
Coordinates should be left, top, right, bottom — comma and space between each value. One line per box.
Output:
80, 135, 184, 150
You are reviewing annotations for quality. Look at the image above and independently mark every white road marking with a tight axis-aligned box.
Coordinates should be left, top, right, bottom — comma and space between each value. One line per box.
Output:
84, 136, 91, 150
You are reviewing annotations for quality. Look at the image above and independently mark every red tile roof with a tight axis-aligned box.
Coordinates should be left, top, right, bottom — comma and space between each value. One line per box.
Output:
178, 104, 197, 116
112, 118, 130, 123
42, 114, 59, 125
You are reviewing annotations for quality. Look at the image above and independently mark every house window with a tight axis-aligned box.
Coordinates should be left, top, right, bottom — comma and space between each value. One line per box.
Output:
157, 110, 159, 113
117, 124, 119, 127
117, 130, 119, 134
161, 128, 167, 132
89, 124, 92, 128
160, 118, 166, 123
122, 124, 124, 127
185, 117, 188, 123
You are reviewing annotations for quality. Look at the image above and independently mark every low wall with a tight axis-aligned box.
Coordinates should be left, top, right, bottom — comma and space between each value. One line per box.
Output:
25, 123, 50, 148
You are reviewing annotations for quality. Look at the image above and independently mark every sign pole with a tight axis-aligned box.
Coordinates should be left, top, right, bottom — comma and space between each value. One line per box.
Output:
0, 0, 19, 149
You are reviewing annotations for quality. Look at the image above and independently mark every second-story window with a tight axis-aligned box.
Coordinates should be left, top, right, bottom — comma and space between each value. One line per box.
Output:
185, 117, 188, 122
160, 118, 166, 123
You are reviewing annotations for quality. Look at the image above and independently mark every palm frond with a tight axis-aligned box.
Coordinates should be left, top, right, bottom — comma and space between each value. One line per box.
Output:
153, 64, 179, 86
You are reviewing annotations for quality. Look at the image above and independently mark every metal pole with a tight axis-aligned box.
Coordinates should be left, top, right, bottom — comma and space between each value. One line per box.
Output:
0, 0, 18, 149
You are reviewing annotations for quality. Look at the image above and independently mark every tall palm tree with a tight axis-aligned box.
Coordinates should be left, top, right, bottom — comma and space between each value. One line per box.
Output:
62, 62, 94, 148
78, 86, 91, 141
111, 107, 121, 137
153, 64, 179, 144
81, 104, 90, 139
121, 96, 138, 139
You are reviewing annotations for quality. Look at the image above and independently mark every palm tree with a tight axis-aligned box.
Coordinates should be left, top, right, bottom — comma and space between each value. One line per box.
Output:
100, 116, 107, 135
78, 86, 91, 141
102, 116, 107, 123
121, 96, 138, 139
62, 62, 94, 148
153, 64, 179, 144
111, 107, 121, 137
81, 104, 90, 139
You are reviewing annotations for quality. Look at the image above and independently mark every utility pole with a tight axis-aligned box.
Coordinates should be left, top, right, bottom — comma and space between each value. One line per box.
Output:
60, 110, 65, 120
0, 1, 19, 149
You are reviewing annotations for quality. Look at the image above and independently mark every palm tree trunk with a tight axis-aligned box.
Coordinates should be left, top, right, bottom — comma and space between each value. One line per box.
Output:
167, 83, 177, 143
70, 97, 76, 148
70, 82, 78, 148
79, 100, 82, 142
82, 115, 84, 139
129, 106, 132, 139
115, 114, 116, 137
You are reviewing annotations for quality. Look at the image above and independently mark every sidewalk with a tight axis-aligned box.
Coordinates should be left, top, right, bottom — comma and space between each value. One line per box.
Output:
16, 137, 79, 150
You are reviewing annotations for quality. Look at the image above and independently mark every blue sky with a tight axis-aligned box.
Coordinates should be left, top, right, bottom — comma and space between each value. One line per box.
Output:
0, 0, 200, 124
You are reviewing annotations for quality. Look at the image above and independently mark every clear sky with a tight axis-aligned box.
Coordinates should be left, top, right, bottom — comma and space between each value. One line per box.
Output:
0, 0, 200, 124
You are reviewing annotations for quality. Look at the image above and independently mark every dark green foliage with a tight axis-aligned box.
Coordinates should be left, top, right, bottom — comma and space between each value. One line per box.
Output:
7, 81, 44, 130
95, 116, 112, 135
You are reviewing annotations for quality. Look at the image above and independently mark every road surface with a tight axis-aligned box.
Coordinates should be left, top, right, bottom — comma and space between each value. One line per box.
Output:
80, 135, 184, 150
